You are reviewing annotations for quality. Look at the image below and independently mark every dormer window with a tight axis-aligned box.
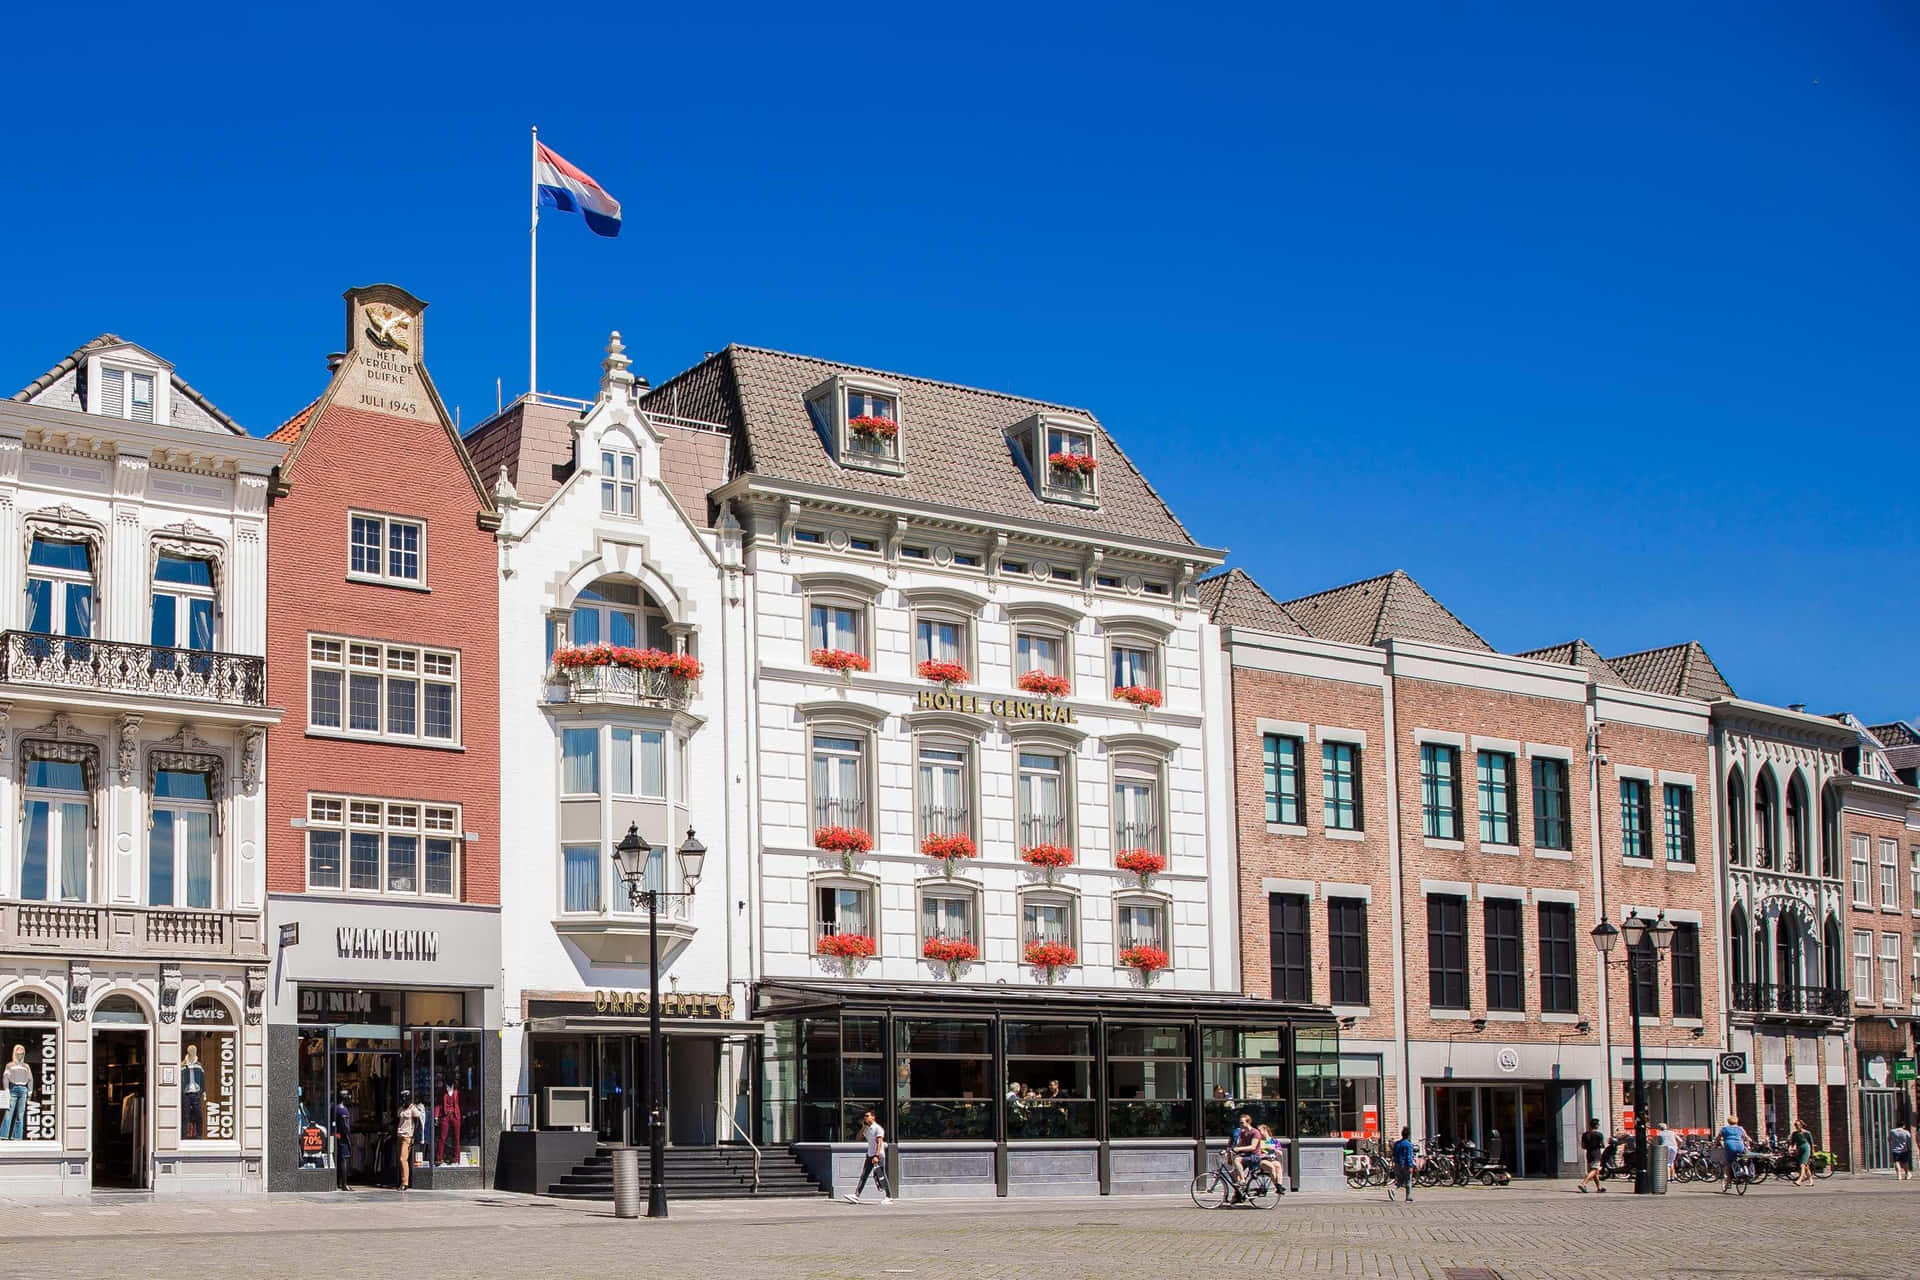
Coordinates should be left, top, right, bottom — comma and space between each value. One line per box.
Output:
87, 355, 171, 426
1012, 413, 1099, 506
809, 376, 905, 474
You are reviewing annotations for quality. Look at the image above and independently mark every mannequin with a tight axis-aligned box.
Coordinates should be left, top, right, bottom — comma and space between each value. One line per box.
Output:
1, 1044, 32, 1141
438, 1081, 461, 1166
180, 1043, 206, 1140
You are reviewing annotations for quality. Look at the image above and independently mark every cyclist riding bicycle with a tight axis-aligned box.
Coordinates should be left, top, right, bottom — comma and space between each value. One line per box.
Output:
1717, 1114, 1751, 1193
1229, 1113, 1264, 1197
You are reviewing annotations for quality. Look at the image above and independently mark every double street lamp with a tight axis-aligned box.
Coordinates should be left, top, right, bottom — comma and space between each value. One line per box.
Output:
1590, 911, 1676, 1194
611, 823, 706, 1219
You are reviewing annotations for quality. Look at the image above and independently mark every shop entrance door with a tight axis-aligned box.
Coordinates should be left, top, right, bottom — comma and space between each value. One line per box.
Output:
1861, 1091, 1897, 1170
90, 1027, 149, 1189
595, 1036, 631, 1145
1423, 1081, 1559, 1177
335, 1047, 401, 1185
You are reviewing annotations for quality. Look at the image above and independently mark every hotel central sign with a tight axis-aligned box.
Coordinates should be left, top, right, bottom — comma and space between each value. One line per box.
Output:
912, 689, 1078, 724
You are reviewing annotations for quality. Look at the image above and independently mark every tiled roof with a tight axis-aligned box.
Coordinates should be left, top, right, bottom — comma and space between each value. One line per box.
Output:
1280, 569, 1492, 652
267, 397, 320, 443
1197, 569, 1306, 636
1605, 642, 1736, 702
1516, 638, 1627, 686
12, 333, 246, 435
1868, 721, 1920, 748
639, 345, 1198, 546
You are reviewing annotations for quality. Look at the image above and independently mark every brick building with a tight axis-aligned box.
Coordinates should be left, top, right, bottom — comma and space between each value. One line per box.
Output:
261, 286, 502, 1191
1209, 569, 1723, 1176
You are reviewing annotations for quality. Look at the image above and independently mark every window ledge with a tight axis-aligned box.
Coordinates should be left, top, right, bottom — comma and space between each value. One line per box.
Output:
1423, 838, 1466, 852
1485, 1010, 1526, 1022
305, 729, 465, 752
1533, 847, 1574, 862
1429, 1008, 1473, 1020
1665, 860, 1698, 873
1635, 1016, 1662, 1026
1672, 1018, 1705, 1029
1324, 829, 1366, 843
1265, 822, 1310, 838
1481, 843, 1520, 857
1621, 856, 1657, 868
1330, 1005, 1373, 1020
345, 573, 431, 594
1540, 1012, 1583, 1024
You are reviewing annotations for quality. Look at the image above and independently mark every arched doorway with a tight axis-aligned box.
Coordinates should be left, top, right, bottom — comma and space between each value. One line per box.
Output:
91, 993, 151, 1188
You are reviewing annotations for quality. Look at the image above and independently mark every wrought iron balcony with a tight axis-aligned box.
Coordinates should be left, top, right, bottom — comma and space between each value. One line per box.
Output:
1732, 982, 1851, 1018
0, 631, 267, 707
546, 662, 693, 709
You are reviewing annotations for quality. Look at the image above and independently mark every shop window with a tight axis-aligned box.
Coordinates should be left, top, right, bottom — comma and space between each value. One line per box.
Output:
179, 997, 236, 1142
841, 1016, 885, 1140
1476, 751, 1517, 846
1531, 756, 1571, 851
1419, 744, 1460, 840
1109, 1023, 1191, 1138
1202, 1027, 1286, 1138
894, 1019, 991, 1139
150, 768, 216, 909
21, 754, 90, 903
1337, 1055, 1384, 1139
413, 1027, 484, 1169
1294, 1028, 1341, 1139
1005, 1022, 1095, 1139
1263, 734, 1304, 827
294, 1027, 333, 1170
0, 989, 60, 1141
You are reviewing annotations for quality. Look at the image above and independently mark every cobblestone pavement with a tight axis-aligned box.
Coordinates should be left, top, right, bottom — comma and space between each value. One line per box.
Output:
2, 1179, 1916, 1279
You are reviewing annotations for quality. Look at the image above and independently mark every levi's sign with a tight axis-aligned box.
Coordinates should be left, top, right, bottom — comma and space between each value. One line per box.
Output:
913, 689, 1077, 723
336, 927, 440, 962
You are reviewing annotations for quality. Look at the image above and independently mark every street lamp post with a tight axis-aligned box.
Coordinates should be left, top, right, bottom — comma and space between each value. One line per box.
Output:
612, 823, 706, 1220
1591, 912, 1676, 1194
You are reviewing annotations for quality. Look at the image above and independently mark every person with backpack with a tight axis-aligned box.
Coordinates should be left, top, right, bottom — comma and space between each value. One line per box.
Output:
1389, 1126, 1416, 1203
1577, 1118, 1607, 1193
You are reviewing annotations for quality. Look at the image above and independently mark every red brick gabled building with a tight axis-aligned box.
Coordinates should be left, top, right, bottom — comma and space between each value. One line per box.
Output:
261, 285, 502, 1192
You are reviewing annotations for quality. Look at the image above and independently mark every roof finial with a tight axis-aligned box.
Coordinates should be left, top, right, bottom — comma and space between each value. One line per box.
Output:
601, 330, 634, 397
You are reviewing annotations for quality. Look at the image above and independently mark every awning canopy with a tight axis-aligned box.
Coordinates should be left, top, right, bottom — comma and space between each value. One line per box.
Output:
523, 1016, 769, 1037
754, 978, 1335, 1025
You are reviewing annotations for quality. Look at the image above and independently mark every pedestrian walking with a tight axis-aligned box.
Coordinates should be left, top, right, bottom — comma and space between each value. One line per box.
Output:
1890, 1121, 1913, 1181
1577, 1117, 1606, 1193
396, 1090, 425, 1189
1791, 1120, 1814, 1187
1389, 1126, 1415, 1203
331, 1089, 353, 1191
844, 1109, 891, 1204
1717, 1114, 1751, 1193
1659, 1122, 1681, 1179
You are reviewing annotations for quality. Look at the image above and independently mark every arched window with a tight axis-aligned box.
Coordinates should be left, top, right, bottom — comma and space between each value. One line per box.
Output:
0, 988, 60, 1140
1820, 785, 1841, 879
1725, 767, 1747, 865
1823, 915, 1844, 992
1785, 774, 1810, 875
1754, 770, 1778, 870
1775, 913, 1802, 989
1730, 905, 1749, 990
560, 580, 672, 653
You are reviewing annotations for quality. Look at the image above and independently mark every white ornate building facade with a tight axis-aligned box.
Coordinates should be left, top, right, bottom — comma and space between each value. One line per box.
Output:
0, 338, 281, 1195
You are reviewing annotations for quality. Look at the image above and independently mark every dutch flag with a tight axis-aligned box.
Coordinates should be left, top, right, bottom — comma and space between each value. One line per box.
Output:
535, 142, 622, 238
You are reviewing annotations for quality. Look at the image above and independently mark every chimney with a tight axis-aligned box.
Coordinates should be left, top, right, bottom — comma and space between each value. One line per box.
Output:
1788, 703, 1806, 713
326, 352, 346, 373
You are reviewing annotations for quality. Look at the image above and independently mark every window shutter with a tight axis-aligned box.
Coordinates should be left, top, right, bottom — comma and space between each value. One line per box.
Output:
129, 372, 156, 423
97, 367, 124, 418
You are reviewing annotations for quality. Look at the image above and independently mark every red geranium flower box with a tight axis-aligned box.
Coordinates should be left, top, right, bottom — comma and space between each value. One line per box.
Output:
1119, 944, 1170, 973
1115, 849, 1166, 880
809, 648, 871, 675
918, 660, 971, 687
1019, 844, 1074, 871
1024, 941, 1078, 969
921, 833, 977, 863
818, 933, 877, 960
552, 644, 704, 680
1113, 684, 1163, 710
1016, 669, 1072, 698
1047, 451, 1097, 474
922, 937, 979, 965
813, 826, 874, 856
848, 415, 899, 439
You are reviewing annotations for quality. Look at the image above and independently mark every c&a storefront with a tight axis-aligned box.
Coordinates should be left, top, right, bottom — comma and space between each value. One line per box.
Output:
0, 964, 264, 1197
754, 980, 1342, 1196
264, 896, 501, 1191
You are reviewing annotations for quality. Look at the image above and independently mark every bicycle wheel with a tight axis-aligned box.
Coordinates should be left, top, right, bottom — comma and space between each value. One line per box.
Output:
1191, 1171, 1232, 1209
1369, 1162, 1390, 1188
1246, 1173, 1280, 1209
1346, 1168, 1368, 1189
1734, 1173, 1748, 1196
1748, 1161, 1770, 1185
1812, 1153, 1835, 1180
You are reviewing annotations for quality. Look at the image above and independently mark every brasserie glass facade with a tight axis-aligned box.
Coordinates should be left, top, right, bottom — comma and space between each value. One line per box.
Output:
756, 981, 1336, 1196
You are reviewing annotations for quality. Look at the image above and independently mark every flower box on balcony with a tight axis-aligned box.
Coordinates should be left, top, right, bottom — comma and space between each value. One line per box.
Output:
1019, 843, 1074, 885
814, 825, 874, 871
917, 660, 971, 688
818, 933, 877, 972
1115, 849, 1166, 886
923, 936, 979, 980
1016, 669, 1072, 699
1118, 944, 1170, 979
921, 832, 977, 878
552, 643, 703, 680
809, 648, 871, 681
1047, 452, 1097, 475
1112, 685, 1163, 710
1024, 940, 1077, 983
848, 415, 899, 440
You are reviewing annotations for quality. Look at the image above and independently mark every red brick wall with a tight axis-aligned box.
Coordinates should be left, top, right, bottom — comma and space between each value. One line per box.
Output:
1842, 809, 1911, 1012
1391, 678, 1599, 1047
265, 403, 500, 905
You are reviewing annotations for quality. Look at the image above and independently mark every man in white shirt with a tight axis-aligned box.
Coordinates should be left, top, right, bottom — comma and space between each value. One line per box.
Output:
844, 1110, 891, 1204
1656, 1123, 1681, 1176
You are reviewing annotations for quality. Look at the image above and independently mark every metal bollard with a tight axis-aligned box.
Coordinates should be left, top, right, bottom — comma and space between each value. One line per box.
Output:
611, 1146, 643, 1218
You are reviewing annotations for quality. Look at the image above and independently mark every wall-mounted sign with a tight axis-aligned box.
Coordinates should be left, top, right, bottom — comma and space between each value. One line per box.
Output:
1717, 1051, 1748, 1075
1893, 1058, 1917, 1083
336, 927, 440, 962
279, 923, 300, 949
298, 987, 385, 1022
1496, 1048, 1519, 1073
0, 993, 53, 1021
912, 689, 1078, 724
593, 989, 735, 1019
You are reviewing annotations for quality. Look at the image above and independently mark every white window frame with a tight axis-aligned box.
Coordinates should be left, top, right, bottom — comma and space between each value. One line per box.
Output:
812, 375, 905, 473
346, 511, 426, 587
1855, 928, 1875, 1004
150, 551, 219, 653
1019, 888, 1080, 952
917, 881, 981, 948
1016, 745, 1073, 851
304, 794, 459, 900
307, 635, 459, 746
1882, 932, 1903, 1006
912, 610, 971, 669
806, 595, 871, 658
149, 767, 218, 910
914, 737, 973, 845
1112, 754, 1164, 858
1114, 892, 1170, 953
26, 535, 97, 640
811, 874, 879, 952
20, 753, 92, 903
1014, 625, 1069, 681
808, 726, 872, 834
1851, 835, 1872, 907
599, 447, 639, 517
1881, 838, 1900, 912
93, 360, 166, 424
1109, 640, 1159, 694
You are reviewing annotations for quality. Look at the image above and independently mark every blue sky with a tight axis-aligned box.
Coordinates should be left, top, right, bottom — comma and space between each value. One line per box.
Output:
5, 3, 1916, 717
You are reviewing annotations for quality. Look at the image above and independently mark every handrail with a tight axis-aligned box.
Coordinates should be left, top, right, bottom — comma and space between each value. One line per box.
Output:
716, 1102, 761, 1193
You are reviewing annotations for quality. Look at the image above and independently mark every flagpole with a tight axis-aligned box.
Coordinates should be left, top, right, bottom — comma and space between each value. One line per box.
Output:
529, 124, 539, 398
